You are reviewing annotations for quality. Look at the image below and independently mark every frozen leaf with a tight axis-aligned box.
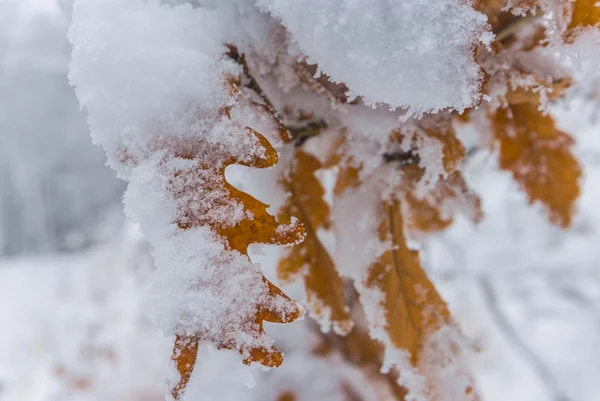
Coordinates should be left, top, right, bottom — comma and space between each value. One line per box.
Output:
338, 302, 409, 401
276, 391, 297, 401
491, 99, 581, 227
360, 200, 476, 400
405, 171, 483, 233
169, 121, 305, 399
334, 163, 362, 198
69, 2, 305, 395
474, 0, 536, 30
390, 120, 482, 232
505, 76, 572, 104
418, 120, 467, 173
257, 0, 489, 116
367, 200, 450, 363
390, 116, 466, 179
568, 0, 600, 31
278, 149, 352, 334
171, 335, 200, 400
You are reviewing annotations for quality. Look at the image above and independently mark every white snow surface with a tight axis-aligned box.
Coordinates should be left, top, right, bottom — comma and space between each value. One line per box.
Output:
257, 0, 490, 116
0, 227, 172, 401
68, 0, 242, 173
68, 0, 299, 356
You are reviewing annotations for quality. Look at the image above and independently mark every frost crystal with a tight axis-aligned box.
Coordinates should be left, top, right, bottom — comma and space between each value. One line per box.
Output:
257, 0, 490, 115
68, 0, 299, 362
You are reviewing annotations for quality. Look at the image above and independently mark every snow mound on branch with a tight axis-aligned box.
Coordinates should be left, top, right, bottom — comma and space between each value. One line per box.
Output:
68, 0, 240, 173
68, 0, 300, 358
257, 0, 490, 116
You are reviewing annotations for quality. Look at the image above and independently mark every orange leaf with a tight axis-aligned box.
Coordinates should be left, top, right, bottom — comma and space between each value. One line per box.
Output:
491, 100, 581, 227
390, 116, 465, 174
278, 149, 352, 334
405, 171, 482, 233
362, 200, 476, 400
568, 0, 600, 31
368, 200, 450, 364
171, 335, 199, 400
276, 391, 297, 401
505, 76, 572, 105
338, 300, 409, 401
474, 0, 536, 31
167, 107, 304, 398
391, 119, 481, 233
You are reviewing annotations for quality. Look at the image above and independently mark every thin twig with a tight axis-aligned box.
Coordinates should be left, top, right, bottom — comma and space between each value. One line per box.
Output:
494, 10, 542, 43
288, 120, 328, 146
226, 45, 274, 109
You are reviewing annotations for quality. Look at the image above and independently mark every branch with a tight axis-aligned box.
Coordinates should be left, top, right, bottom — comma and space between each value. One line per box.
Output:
226, 45, 274, 109
493, 10, 542, 43
288, 120, 328, 146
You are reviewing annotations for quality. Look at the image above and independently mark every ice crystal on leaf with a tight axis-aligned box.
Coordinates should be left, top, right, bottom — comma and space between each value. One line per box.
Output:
277, 149, 353, 335
257, 0, 490, 116
66, 0, 600, 399
69, 0, 304, 398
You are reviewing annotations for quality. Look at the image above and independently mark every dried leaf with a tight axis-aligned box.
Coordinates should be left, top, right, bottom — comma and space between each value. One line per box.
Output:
405, 171, 482, 233
278, 149, 352, 334
491, 99, 581, 227
339, 301, 408, 401
276, 391, 297, 401
360, 200, 476, 400
295, 62, 350, 104
474, 0, 536, 31
334, 163, 362, 197
368, 200, 450, 364
391, 121, 481, 232
169, 104, 304, 398
505, 76, 572, 105
568, 0, 600, 31
391, 117, 465, 174
423, 126, 466, 173
171, 335, 199, 400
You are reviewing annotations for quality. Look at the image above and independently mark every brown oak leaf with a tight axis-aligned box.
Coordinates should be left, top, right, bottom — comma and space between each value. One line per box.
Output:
491, 98, 581, 227
168, 107, 305, 398
568, 0, 600, 33
363, 200, 476, 400
278, 149, 352, 334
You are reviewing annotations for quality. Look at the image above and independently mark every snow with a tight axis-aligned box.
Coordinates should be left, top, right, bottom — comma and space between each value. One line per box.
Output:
1, 94, 600, 401
68, 0, 242, 171
0, 227, 171, 401
68, 0, 297, 356
257, 0, 490, 116
423, 99, 600, 401
0, 0, 124, 255
3, 1, 600, 401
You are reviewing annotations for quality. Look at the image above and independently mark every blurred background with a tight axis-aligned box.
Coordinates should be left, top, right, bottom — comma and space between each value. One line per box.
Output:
0, 1, 598, 401
0, 0, 125, 256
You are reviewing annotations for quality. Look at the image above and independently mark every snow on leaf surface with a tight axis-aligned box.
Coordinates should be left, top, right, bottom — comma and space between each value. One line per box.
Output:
278, 148, 353, 335
257, 0, 489, 116
365, 200, 475, 401
491, 99, 581, 228
404, 171, 483, 234
332, 157, 478, 400
387, 118, 482, 233
68, 1, 304, 399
